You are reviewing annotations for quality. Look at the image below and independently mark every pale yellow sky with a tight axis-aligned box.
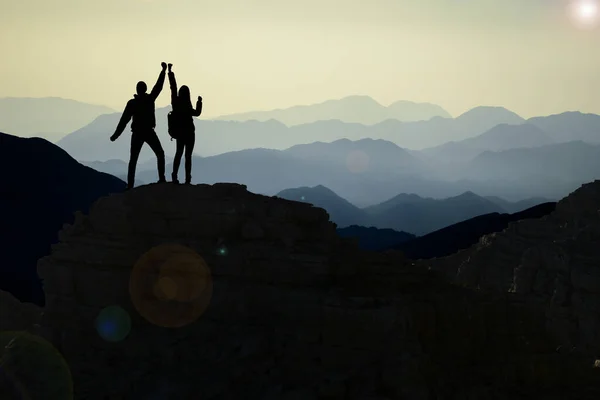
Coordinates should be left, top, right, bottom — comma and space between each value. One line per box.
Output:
1, 0, 599, 118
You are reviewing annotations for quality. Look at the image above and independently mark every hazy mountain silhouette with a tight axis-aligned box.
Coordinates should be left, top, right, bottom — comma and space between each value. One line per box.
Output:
484, 195, 553, 214
364, 191, 505, 235
284, 138, 429, 177
275, 184, 552, 238
394, 202, 557, 259
276, 185, 368, 228
466, 141, 600, 183
527, 111, 600, 144
57, 103, 532, 161
78, 137, 584, 207
336, 225, 416, 252
0, 97, 115, 142
83, 159, 129, 176
387, 100, 451, 121
454, 106, 524, 133
213, 95, 451, 126
420, 123, 554, 166
82, 158, 171, 186
0, 132, 126, 305
58, 107, 180, 162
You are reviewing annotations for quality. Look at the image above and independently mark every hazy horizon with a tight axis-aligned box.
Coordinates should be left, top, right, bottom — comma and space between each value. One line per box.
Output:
2, 0, 600, 119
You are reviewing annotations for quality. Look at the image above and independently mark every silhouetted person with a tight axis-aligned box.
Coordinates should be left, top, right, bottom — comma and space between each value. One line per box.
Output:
168, 63, 202, 184
110, 62, 168, 189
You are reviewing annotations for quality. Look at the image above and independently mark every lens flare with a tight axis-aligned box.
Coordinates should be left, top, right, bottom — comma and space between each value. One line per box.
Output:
568, 0, 599, 28
0, 331, 73, 400
95, 306, 132, 342
129, 244, 213, 328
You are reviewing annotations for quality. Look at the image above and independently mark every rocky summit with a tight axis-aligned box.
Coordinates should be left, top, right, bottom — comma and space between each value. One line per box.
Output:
3, 182, 600, 399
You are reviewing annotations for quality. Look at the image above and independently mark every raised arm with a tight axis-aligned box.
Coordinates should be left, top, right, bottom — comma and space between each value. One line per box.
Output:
168, 70, 178, 107
149, 62, 167, 101
110, 100, 134, 141
192, 96, 203, 117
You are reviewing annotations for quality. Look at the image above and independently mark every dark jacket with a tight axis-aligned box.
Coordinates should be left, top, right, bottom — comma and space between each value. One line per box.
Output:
169, 72, 202, 133
113, 70, 166, 138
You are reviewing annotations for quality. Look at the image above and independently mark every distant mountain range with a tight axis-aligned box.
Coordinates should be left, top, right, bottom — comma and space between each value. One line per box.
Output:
56, 101, 600, 169
339, 202, 556, 255
275, 185, 550, 236
465, 141, 600, 183
78, 136, 590, 205
362, 191, 505, 235
82, 157, 173, 187
527, 111, 600, 144
213, 95, 452, 125
56, 104, 531, 162
419, 123, 554, 166
0, 132, 126, 305
0, 97, 115, 142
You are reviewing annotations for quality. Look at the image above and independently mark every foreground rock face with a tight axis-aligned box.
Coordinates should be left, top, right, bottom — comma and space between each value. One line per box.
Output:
0, 290, 41, 333
424, 180, 600, 360
5, 182, 600, 399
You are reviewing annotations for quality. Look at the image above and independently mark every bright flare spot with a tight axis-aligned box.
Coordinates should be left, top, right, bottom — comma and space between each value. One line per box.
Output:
578, 1, 597, 18
569, 0, 599, 27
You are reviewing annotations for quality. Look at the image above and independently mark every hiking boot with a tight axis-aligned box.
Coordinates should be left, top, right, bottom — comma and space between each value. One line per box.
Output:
172, 173, 180, 184
157, 177, 166, 184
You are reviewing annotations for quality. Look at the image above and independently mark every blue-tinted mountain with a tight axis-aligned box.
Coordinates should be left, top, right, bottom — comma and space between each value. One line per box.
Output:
336, 225, 416, 252
395, 202, 557, 259
283, 138, 428, 176
364, 191, 505, 235
57, 104, 527, 162
276, 185, 368, 228
0, 97, 115, 142
213, 95, 451, 126
420, 123, 554, 165
484, 195, 553, 214
527, 111, 600, 144
465, 141, 600, 183
454, 106, 525, 133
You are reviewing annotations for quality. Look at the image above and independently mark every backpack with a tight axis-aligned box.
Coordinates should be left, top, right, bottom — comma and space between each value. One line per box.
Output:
167, 111, 180, 141
131, 95, 156, 131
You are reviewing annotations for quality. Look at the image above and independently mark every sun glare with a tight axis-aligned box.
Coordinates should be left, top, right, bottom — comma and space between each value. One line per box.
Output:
569, 0, 599, 27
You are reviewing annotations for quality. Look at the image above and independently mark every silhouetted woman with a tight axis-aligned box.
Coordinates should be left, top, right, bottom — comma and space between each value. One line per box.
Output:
168, 63, 202, 184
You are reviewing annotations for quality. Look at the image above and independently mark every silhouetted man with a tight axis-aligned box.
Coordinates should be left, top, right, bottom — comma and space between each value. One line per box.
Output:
110, 62, 168, 189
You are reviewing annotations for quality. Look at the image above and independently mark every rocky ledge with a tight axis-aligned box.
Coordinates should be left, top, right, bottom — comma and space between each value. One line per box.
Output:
3, 182, 600, 399
424, 180, 600, 360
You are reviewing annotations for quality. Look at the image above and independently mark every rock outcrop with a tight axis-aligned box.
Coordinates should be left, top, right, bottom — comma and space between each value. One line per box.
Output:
3, 182, 600, 399
0, 291, 41, 333
423, 180, 600, 360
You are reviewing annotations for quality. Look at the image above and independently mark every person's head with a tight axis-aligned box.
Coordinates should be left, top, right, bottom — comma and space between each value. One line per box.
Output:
136, 81, 147, 95
178, 85, 192, 106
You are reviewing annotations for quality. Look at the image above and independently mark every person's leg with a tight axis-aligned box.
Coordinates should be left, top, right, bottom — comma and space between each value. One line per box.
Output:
128, 133, 145, 189
145, 130, 166, 182
184, 133, 195, 184
172, 137, 185, 183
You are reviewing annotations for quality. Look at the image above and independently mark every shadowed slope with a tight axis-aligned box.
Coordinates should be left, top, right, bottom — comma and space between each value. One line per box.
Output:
396, 202, 557, 259
0, 132, 126, 305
